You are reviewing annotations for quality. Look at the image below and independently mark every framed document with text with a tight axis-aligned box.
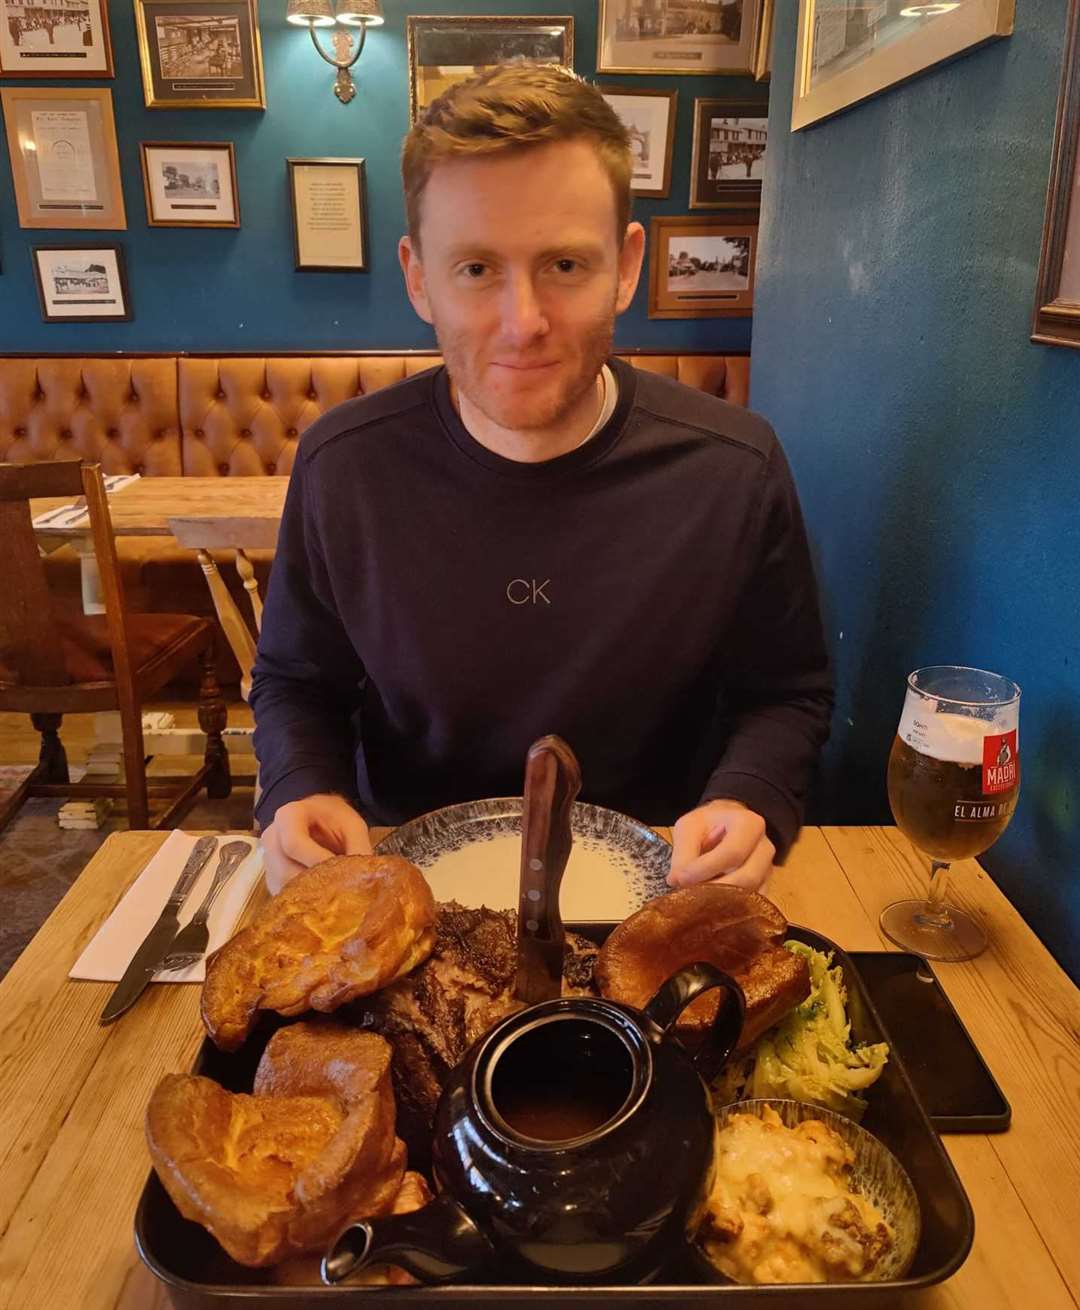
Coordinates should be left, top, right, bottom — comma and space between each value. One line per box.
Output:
1, 86, 126, 230
288, 157, 367, 272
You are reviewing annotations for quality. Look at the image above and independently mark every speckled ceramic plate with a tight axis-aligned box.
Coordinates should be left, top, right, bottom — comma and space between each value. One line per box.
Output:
375, 797, 672, 921
697, 1098, 922, 1285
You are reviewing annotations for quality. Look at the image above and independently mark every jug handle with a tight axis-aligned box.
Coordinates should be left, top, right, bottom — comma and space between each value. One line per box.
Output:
642, 962, 746, 1083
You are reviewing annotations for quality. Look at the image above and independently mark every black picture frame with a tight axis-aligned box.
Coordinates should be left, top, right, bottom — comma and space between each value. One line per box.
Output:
287, 157, 368, 273
31, 244, 132, 323
689, 98, 768, 210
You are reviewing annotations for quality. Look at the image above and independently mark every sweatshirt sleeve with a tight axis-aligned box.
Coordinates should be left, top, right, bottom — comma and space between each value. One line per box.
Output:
249, 449, 365, 830
700, 436, 833, 862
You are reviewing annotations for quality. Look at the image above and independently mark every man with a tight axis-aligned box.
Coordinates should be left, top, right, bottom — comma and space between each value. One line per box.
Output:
251, 64, 831, 896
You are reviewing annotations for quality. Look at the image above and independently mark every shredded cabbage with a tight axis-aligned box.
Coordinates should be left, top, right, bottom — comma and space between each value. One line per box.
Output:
714, 941, 889, 1122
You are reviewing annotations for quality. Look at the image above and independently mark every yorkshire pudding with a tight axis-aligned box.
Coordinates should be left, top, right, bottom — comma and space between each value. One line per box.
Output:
145, 1024, 405, 1267
596, 885, 810, 1050
202, 854, 436, 1051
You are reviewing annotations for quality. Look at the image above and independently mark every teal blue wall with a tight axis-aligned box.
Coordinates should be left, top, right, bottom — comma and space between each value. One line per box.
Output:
753, 2, 1079, 980
0, 0, 764, 351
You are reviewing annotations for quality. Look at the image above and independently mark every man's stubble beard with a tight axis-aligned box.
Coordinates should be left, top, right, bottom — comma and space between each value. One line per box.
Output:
435, 300, 617, 434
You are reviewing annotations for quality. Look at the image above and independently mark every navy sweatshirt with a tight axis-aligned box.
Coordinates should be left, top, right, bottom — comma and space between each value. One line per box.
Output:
250, 357, 832, 860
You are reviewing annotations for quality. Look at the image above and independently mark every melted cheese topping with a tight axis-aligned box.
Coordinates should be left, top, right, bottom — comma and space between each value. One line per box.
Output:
700, 1107, 894, 1284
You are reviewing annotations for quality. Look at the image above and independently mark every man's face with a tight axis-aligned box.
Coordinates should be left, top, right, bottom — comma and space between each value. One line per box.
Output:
399, 139, 644, 438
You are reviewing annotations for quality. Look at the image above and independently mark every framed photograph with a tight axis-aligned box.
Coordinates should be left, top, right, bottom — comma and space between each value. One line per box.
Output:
288, 158, 367, 272
407, 15, 573, 125
1033, 0, 1080, 350
597, 0, 761, 76
32, 245, 131, 322
0, 0, 113, 76
600, 88, 677, 200
0, 86, 126, 230
134, 0, 266, 109
648, 213, 758, 318
792, 0, 1014, 131
141, 142, 239, 227
690, 98, 768, 208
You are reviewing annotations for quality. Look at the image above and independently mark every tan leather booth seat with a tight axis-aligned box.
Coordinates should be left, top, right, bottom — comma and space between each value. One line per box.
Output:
2, 351, 750, 685
0, 357, 181, 474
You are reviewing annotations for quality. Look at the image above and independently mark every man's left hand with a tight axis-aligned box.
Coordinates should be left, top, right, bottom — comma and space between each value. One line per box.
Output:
667, 799, 775, 892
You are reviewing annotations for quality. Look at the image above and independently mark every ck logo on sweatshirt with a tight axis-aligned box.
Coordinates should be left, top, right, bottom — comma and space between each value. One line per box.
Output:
506, 578, 551, 605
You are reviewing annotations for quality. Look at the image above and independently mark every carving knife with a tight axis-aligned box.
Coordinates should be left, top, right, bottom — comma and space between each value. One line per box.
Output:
513, 736, 582, 1005
99, 835, 219, 1025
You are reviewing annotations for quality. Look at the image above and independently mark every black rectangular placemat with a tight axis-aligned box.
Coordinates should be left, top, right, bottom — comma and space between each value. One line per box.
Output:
850, 951, 1011, 1133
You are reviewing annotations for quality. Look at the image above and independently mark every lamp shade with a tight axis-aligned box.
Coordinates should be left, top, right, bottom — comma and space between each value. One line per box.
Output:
336, 0, 384, 25
286, 0, 335, 26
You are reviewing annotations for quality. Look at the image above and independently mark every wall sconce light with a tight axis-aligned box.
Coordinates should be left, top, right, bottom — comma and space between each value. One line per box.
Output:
286, 0, 384, 104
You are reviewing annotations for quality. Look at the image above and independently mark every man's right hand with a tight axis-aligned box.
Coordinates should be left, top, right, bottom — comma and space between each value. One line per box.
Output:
260, 793, 372, 895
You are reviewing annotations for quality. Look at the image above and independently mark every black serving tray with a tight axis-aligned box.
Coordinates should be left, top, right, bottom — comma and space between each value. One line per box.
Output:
135, 925, 975, 1308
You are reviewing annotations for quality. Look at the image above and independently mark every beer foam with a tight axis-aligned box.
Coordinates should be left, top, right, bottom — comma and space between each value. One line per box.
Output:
899, 707, 1011, 765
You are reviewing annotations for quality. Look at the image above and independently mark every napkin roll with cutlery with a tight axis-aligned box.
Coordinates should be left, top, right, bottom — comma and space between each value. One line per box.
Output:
70, 830, 263, 986
31, 472, 142, 530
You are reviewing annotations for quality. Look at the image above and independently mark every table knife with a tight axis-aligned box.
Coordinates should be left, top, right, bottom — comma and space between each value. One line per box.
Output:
98, 835, 219, 1025
513, 736, 582, 1005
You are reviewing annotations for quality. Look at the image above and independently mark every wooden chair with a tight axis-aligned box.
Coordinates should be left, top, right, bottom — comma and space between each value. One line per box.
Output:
0, 460, 230, 832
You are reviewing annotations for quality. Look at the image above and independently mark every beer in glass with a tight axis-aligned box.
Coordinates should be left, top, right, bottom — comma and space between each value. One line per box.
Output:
882, 666, 1020, 961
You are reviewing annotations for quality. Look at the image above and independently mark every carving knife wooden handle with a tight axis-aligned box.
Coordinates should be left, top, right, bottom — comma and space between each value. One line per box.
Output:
514, 735, 582, 1004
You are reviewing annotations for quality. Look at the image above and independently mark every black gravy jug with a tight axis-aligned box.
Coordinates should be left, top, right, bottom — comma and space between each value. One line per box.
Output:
324, 963, 745, 1286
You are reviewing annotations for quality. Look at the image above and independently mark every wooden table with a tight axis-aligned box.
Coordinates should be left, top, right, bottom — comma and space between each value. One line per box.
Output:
1, 827, 1077, 1309
33, 476, 289, 698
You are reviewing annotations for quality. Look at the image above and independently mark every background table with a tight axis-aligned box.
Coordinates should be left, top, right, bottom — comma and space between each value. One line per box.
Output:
1, 826, 1077, 1309
32, 476, 288, 700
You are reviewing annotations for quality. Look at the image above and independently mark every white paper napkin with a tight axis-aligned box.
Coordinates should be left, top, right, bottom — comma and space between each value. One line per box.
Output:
69, 829, 263, 984
33, 472, 142, 530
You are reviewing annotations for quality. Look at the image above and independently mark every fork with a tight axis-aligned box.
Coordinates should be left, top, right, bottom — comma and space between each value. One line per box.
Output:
159, 841, 251, 972
36, 495, 87, 527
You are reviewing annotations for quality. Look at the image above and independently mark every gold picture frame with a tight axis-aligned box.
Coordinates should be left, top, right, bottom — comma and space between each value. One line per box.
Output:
1033, 0, 1080, 350
406, 14, 573, 126
141, 141, 240, 227
1, 86, 126, 231
792, 0, 1014, 132
0, 0, 114, 77
755, 0, 773, 82
134, 0, 266, 110
597, 0, 762, 76
648, 213, 758, 319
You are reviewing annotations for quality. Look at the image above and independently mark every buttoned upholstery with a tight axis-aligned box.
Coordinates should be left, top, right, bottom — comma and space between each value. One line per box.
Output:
0, 358, 181, 475
177, 356, 439, 477
2, 350, 750, 685
175, 353, 750, 477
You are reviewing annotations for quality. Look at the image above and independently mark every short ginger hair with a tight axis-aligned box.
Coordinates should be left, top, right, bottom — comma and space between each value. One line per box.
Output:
401, 63, 633, 250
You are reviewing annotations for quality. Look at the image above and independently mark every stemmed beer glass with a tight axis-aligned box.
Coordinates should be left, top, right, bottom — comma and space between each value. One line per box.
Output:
883, 666, 1021, 962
